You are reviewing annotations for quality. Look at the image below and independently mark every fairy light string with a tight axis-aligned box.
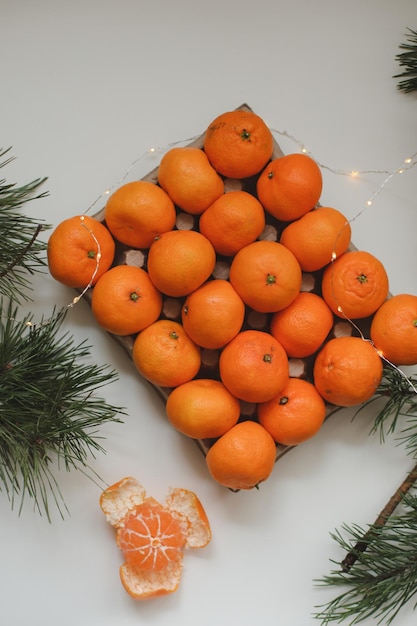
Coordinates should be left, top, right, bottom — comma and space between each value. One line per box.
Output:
58, 129, 417, 393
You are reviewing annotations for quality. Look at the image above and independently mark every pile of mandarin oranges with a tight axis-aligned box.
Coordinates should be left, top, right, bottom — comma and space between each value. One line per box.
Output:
47, 108, 417, 491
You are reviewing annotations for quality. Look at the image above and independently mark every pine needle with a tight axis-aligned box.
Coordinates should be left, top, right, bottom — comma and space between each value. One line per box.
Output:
394, 28, 417, 94
0, 302, 124, 520
315, 494, 417, 625
0, 147, 50, 302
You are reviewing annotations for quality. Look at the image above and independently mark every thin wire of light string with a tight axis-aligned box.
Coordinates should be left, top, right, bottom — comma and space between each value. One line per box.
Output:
7, 128, 416, 372
69, 130, 417, 395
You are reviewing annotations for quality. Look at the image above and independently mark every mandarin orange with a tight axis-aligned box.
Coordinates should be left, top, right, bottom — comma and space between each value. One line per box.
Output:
370, 293, 417, 366
165, 378, 241, 439
157, 147, 224, 215
205, 420, 277, 490
147, 229, 216, 297
321, 250, 389, 319
256, 153, 322, 222
279, 206, 352, 271
229, 240, 302, 313
181, 279, 245, 349
118, 500, 185, 572
47, 215, 115, 288
132, 320, 201, 388
203, 109, 273, 179
270, 291, 334, 358
104, 180, 176, 249
313, 336, 383, 407
219, 329, 289, 403
257, 378, 326, 446
90, 265, 162, 336
198, 190, 266, 256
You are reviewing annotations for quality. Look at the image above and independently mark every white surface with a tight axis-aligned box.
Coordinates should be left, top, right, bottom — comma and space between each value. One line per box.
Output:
2, 1, 417, 624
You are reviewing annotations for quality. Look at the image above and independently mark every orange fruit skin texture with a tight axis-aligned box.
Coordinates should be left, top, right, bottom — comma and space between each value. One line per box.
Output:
219, 329, 289, 403
132, 319, 201, 388
47, 215, 115, 288
117, 500, 185, 572
146, 229, 216, 297
370, 293, 417, 366
280, 206, 352, 272
321, 250, 389, 319
91, 265, 162, 336
256, 153, 323, 222
165, 379, 241, 439
229, 240, 302, 313
257, 378, 327, 446
205, 420, 277, 490
181, 279, 245, 349
157, 147, 224, 215
270, 291, 334, 358
199, 190, 266, 257
313, 336, 383, 407
104, 180, 177, 249
203, 109, 274, 179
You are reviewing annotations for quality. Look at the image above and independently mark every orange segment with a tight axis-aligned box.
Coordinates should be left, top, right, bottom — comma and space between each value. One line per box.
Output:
117, 500, 186, 572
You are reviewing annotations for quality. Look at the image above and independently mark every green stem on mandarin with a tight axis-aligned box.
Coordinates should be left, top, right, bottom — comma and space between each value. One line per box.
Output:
240, 129, 251, 141
356, 274, 368, 284
266, 273, 276, 285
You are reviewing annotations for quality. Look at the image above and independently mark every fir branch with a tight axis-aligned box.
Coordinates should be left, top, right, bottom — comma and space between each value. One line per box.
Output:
315, 370, 417, 624
315, 493, 417, 625
0, 301, 124, 519
394, 28, 417, 94
0, 147, 50, 303
354, 367, 417, 453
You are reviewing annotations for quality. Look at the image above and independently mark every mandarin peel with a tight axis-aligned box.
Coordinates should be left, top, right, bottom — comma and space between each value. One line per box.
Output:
100, 478, 211, 600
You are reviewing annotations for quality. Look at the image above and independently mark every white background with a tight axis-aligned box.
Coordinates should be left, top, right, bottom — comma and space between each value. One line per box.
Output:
1, 1, 417, 625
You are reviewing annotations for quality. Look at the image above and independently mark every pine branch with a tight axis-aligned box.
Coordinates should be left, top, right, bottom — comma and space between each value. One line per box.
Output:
315, 369, 417, 624
0, 301, 125, 520
394, 28, 417, 94
341, 462, 417, 572
315, 493, 417, 625
0, 147, 50, 303
354, 366, 417, 454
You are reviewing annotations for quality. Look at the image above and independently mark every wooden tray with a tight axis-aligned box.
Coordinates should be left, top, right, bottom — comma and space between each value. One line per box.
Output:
82, 104, 368, 465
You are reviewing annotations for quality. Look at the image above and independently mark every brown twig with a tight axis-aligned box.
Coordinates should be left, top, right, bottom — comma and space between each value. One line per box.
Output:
342, 460, 417, 571
0, 223, 43, 279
